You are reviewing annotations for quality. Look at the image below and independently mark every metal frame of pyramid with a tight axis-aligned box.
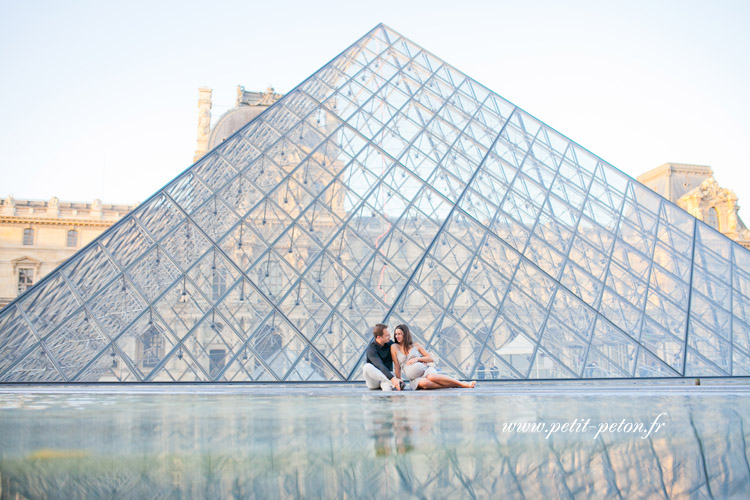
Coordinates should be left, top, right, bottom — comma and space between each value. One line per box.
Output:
1, 24, 749, 382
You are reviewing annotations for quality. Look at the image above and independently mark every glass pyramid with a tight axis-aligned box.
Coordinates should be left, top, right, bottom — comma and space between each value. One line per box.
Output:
2, 24, 749, 382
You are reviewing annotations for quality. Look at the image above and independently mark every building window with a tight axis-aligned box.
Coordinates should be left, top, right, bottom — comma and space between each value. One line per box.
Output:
212, 269, 227, 301
209, 349, 226, 379
67, 230, 78, 247
706, 207, 719, 230
23, 228, 34, 246
18, 268, 34, 295
141, 325, 164, 368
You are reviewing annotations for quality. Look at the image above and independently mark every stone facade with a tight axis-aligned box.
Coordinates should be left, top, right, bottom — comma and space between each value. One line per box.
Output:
193, 86, 282, 162
0, 197, 136, 307
637, 163, 750, 249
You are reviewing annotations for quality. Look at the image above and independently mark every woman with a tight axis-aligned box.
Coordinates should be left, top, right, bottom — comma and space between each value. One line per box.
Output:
391, 324, 475, 390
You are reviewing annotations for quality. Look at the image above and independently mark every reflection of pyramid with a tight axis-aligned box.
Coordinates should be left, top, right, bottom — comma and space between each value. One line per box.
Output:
2, 24, 750, 383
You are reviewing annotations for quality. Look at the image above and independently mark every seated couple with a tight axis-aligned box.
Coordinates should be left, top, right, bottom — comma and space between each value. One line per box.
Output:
362, 323, 476, 391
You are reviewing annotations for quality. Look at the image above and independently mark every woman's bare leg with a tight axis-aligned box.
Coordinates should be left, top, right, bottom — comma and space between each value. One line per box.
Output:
426, 373, 475, 389
417, 378, 445, 390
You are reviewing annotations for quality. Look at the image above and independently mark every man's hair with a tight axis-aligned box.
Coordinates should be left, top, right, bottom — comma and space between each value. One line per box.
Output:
373, 323, 388, 338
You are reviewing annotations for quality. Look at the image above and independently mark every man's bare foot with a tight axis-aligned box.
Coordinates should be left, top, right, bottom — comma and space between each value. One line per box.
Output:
467, 381, 476, 388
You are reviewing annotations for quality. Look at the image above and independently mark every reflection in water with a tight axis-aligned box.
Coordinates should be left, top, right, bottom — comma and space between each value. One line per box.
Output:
0, 387, 749, 499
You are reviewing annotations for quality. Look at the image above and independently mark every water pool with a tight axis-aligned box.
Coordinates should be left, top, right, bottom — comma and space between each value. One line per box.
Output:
0, 383, 748, 499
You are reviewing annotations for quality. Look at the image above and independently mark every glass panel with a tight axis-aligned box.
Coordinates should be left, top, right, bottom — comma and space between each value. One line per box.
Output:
599, 287, 643, 334
539, 316, 587, 376
126, 247, 182, 303
2, 345, 64, 382
74, 343, 138, 382
643, 291, 688, 339
42, 309, 110, 380
733, 318, 750, 354
134, 193, 184, 243
310, 314, 368, 380
100, 218, 154, 271
153, 278, 212, 342
687, 320, 731, 374
89, 277, 146, 339
684, 347, 728, 377
487, 318, 534, 378
634, 348, 678, 378
499, 286, 547, 340
426, 315, 484, 378
62, 245, 119, 301
589, 319, 638, 377
0, 307, 39, 378
732, 348, 750, 376
20, 274, 80, 340
186, 249, 242, 306
159, 221, 213, 272
550, 289, 595, 336
167, 172, 213, 215
192, 154, 237, 192
696, 221, 731, 260
114, 311, 177, 381
584, 347, 629, 378
528, 346, 575, 379
149, 345, 209, 382
639, 319, 684, 373
251, 314, 310, 381
192, 196, 240, 243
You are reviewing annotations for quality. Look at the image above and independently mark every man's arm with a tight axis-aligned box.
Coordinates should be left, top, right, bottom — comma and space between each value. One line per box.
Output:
365, 343, 394, 380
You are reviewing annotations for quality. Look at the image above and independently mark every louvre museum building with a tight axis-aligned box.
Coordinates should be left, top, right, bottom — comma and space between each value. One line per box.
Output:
1, 24, 748, 384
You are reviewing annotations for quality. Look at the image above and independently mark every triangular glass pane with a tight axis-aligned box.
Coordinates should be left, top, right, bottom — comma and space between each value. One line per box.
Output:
250, 314, 309, 381
539, 316, 588, 376
733, 317, 750, 354
528, 346, 576, 379
687, 320, 731, 374
184, 313, 246, 381
634, 348, 679, 378
75, 345, 138, 382
219, 347, 276, 382
599, 288, 643, 334
309, 318, 367, 379
3, 345, 64, 382
42, 309, 110, 380
639, 319, 684, 373
589, 318, 638, 377
487, 319, 535, 377
100, 218, 154, 270
286, 345, 343, 381
583, 347, 629, 378
19, 274, 81, 339
89, 276, 146, 339
732, 348, 750, 376
473, 348, 521, 380
62, 245, 119, 301
127, 244, 182, 301
0, 306, 39, 379
114, 310, 178, 381
684, 347, 728, 377
149, 346, 208, 382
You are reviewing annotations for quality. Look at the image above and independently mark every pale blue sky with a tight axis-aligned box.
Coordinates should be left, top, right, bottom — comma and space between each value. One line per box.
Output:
1, 0, 749, 217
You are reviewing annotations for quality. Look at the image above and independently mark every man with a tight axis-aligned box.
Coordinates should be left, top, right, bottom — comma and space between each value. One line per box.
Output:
363, 323, 402, 391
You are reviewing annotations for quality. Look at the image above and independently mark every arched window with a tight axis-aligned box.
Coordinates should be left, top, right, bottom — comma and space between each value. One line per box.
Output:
706, 207, 719, 230
22, 228, 34, 246
67, 230, 78, 247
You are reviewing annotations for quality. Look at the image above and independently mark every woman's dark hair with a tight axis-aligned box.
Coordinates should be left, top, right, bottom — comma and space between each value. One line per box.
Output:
394, 324, 413, 352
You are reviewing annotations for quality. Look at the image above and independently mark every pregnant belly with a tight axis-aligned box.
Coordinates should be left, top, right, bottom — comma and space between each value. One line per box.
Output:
403, 362, 426, 380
